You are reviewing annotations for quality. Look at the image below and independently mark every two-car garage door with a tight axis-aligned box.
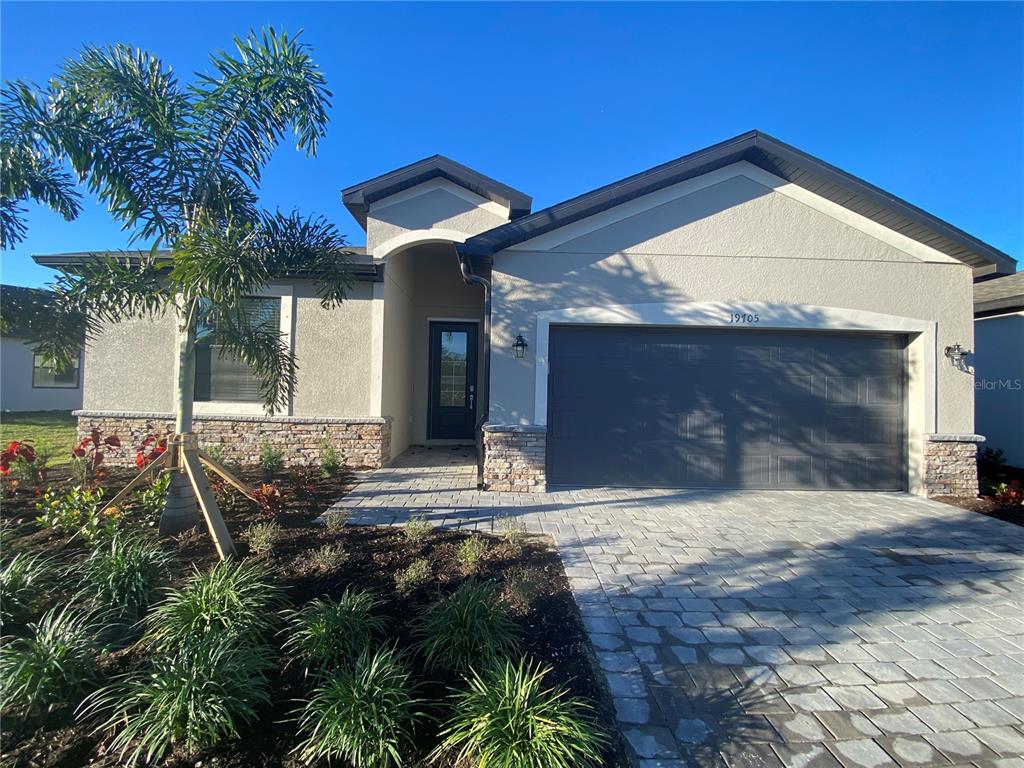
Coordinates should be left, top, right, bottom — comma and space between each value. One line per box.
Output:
546, 326, 907, 490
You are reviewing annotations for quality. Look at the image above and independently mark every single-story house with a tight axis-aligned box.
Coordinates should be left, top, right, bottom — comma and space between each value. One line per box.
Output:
35, 131, 1017, 497
973, 271, 1024, 467
1, 285, 83, 413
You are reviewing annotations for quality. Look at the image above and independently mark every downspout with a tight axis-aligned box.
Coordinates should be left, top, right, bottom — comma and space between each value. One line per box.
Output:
456, 245, 490, 488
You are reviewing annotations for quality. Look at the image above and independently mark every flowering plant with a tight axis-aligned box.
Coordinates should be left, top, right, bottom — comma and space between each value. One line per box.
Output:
135, 432, 170, 469
72, 429, 121, 482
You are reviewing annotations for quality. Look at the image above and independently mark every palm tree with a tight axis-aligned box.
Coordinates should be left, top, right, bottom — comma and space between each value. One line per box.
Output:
4, 29, 354, 554
0, 82, 82, 249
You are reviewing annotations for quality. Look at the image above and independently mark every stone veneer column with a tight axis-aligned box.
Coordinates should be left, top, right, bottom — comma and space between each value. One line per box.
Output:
481, 424, 546, 492
923, 433, 984, 498
73, 411, 392, 470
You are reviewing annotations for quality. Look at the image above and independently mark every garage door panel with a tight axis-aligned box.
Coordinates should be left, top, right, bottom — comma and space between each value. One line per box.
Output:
547, 326, 906, 490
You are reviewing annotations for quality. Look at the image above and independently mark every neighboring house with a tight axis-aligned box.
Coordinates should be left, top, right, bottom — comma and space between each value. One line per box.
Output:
973, 271, 1024, 467
0, 285, 83, 413
34, 131, 1017, 497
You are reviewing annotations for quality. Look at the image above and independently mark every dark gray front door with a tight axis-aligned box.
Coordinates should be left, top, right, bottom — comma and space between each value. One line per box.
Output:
428, 322, 478, 440
547, 326, 906, 490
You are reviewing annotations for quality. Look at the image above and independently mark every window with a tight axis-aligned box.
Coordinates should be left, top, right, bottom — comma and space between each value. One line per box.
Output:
439, 331, 468, 406
33, 352, 80, 389
194, 297, 282, 403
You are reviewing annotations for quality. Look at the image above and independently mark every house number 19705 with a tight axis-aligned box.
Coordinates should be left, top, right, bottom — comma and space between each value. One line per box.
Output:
730, 313, 760, 324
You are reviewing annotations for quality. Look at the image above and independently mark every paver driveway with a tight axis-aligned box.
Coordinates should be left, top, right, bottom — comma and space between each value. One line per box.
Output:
331, 448, 1024, 768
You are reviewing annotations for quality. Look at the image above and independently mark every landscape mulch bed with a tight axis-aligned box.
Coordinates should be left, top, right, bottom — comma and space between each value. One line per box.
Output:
0, 468, 626, 768
935, 494, 1024, 527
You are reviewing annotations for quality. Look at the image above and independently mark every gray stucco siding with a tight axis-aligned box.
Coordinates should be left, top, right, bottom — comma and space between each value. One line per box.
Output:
0, 337, 83, 412
487, 172, 976, 452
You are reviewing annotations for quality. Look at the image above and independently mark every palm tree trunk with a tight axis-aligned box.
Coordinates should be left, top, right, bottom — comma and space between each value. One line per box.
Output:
159, 314, 202, 535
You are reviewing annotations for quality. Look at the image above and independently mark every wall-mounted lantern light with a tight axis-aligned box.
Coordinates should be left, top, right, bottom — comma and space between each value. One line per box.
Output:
944, 343, 972, 372
512, 334, 529, 359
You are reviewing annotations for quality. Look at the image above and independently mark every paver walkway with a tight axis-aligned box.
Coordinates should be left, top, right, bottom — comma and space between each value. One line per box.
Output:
330, 447, 1024, 768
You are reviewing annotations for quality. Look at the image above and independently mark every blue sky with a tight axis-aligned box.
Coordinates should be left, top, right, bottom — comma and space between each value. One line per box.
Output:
2, 1, 1022, 287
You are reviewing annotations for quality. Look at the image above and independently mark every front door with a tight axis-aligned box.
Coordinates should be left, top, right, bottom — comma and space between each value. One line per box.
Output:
428, 321, 478, 440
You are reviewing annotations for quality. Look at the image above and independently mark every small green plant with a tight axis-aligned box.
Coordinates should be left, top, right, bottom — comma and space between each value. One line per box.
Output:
81, 631, 273, 764
319, 436, 341, 477
0, 605, 99, 715
501, 566, 545, 617
35, 485, 113, 545
414, 580, 518, 672
496, 513, 528, 549
245, 520, 282, 556
432, 657, 606, 768
0, 553, 56, 627
259, 439, 284, 476
202, 443, 240, 473
322, 509, 349, 532
457, 536, 488, 571
75, 534, 173, 622
294, 647, 425, 768
394, 558, 430, 594
402, 515, 432, 542
132, 472, 171, 526
305, 543, 349, 573
143, 560, 286, 651
283, 590, 386, 677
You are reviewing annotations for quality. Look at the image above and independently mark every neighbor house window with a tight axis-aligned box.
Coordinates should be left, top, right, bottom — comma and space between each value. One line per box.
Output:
194, 296, 282, 402
32, 352, 80, 388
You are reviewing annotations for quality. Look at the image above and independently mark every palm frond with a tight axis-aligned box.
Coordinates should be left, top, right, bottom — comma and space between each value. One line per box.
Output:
53, 249, 173, 326
257, 211, 353, 308
0, 81, 81, 249
191, 27, 331, 189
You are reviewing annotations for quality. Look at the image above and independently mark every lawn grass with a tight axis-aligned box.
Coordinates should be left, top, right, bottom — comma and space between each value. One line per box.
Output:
0, 411, 77, 466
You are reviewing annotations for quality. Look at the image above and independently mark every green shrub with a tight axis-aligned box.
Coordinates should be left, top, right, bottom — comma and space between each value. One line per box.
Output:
402, 515, 432, 542
259, 440, 284, 475
0, 552, 56, 627
144, 560, 285, 651
294, 647, 424, 768
432, 657, 606, 768
0, 605, 99, 714
305, 543, 349, 572
414, 580, 518, 672
501, 566, 545, 617
496, 513, 528, 549
457, 536, 488, 571
245, 520, 282, 556
75, 534, 173, 622
322, 509, 349, 532
394, 558, 430, 595
81, 631, 273, 764
284, 590, 386, 676
35, 485, 113, 545
132, 472, 171, 526
319, 437, 341, 477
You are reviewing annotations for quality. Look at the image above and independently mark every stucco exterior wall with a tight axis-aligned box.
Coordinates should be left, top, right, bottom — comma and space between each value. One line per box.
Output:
79, 283, 377, 420
379, 251, 416, 456
974, 312, 1024, 466
366, 180, 509, 253
82, 311, 177, 413
291, 281, 374, 417
488, 166, 977, 494
0, 337, 82, 412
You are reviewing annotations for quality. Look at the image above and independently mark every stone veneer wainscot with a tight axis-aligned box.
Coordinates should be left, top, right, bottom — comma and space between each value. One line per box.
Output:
482, 424, 546, 492
73, 411, 391, 470
922, 433, 984, 498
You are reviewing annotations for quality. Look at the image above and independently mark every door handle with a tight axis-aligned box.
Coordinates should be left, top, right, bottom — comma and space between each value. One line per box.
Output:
469, 393, 475, 409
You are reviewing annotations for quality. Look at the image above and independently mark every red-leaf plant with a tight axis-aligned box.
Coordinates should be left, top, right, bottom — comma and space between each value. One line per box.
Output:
135, 432, 170, 469
72, 429, 122, 482
251, 483, 284, 519
0, 440, 36, 475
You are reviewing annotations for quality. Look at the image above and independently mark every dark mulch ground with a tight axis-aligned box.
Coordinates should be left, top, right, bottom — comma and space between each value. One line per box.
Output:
0, 468, 625, 768
937, 459, 1024, 528
935, 494, 1024, 527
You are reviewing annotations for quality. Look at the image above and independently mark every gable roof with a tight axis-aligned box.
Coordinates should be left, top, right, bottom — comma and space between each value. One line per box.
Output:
457, 130, 1016, 273
974, 271, 1024, 316
342, 155, 532, 229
